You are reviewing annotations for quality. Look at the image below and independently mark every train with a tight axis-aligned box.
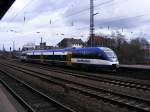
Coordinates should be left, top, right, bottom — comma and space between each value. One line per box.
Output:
20, 47, 119, 70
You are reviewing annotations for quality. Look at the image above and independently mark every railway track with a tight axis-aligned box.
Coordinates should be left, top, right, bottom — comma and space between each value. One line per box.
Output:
5, 60, 150, 92
6, 58, 150, 81
0, 69, 76, 112
22, 62, 150, 92
0, 62, 150, 112
7, 58, 150, 82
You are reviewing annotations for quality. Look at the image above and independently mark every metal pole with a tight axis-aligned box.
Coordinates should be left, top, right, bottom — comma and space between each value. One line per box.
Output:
90, 0, 94, 47
41, 37, 43, 43
3, 44, 5, 51
13, 41, 15, 51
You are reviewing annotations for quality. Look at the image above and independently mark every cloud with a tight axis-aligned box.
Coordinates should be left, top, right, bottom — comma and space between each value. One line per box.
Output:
1, 0, 150, 50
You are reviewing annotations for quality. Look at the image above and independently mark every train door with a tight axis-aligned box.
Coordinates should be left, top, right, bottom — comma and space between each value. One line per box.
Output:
66, 52, 72, 66
40, 52, 44, 63
25, 54, 28, 61
24, 52, 28, 62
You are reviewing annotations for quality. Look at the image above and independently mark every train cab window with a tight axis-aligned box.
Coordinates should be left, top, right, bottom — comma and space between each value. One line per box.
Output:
72, 50, 101, 59
22, 53, 26, 56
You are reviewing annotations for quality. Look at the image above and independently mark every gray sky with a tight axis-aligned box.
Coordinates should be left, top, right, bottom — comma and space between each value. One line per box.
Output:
1, 0, 150, 50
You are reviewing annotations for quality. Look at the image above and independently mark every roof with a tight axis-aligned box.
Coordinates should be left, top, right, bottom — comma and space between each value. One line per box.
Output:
58, 38, 84, 45
0, 0, 15, 20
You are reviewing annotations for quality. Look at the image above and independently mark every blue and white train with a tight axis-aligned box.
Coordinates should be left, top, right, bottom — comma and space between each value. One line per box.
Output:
20, 47, 119, 69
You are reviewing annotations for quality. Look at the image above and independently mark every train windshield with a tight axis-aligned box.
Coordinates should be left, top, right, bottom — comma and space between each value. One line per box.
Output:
104, 51, 117, 58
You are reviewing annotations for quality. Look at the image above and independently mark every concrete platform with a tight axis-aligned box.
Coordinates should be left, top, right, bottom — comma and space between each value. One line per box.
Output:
0, 83, 26, 112
120, 64, 150, 70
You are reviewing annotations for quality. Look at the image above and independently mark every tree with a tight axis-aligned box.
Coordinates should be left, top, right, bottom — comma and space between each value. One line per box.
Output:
86, 32, 149, 64
128, 38, 148, 64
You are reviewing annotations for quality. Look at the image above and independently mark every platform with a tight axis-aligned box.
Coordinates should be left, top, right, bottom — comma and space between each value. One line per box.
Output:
0, 83, 26, 112
120, 64, 150, 70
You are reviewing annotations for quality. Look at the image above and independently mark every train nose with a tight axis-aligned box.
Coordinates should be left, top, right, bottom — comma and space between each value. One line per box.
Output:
112, 64, 119, 69
111, 58, 118, 62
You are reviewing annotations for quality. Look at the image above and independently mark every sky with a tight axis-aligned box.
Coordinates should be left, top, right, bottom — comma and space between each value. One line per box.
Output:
1, 0, 150, 50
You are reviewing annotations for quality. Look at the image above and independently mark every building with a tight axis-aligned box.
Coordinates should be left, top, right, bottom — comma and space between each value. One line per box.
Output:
58, 38, 84, 48
22, 43, 35, 51
142, 42, 150, 64
87, 36, 115, 48
35, 42, 53, 50
35, 38, 57, 50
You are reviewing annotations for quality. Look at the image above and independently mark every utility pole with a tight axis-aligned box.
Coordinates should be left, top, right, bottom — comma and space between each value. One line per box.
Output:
41, 37, 43, 43
90, 0, 94, 47
122, 27, 123, 32
10, 47, 11, 52
13, 41, 15, 51
3, 44, 5, 51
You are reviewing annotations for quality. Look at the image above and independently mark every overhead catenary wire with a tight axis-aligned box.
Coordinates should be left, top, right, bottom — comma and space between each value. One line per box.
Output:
7, 0, 38, 24
4, 0, 150, 39
55, 0, 149, 33
5, 0, 126, 29
61, 10, 150, 38
63, 0, 114, 18
5, 0, 150, 27
48, 0, 117, 26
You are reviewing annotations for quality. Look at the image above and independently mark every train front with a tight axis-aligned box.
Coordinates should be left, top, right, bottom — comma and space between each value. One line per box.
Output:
101, 47, 119, 69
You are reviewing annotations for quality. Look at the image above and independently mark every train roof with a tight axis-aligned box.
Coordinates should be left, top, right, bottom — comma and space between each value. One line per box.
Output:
22, 47, 113, 53
71, 47, 112, 51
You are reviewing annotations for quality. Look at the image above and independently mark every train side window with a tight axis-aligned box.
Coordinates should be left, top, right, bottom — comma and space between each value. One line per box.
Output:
99, 54, 106, 60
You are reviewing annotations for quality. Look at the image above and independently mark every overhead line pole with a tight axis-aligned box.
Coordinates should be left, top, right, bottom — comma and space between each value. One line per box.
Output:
13, 41, 15, 51
90, 0, 94, 47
